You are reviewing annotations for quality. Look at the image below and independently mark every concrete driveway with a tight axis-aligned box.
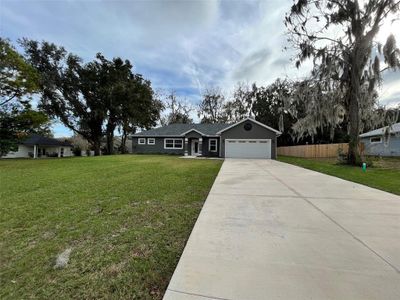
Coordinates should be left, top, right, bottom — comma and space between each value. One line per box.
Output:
164, 159, 400, 300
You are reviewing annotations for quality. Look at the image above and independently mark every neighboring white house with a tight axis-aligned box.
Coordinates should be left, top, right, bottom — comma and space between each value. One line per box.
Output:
360, 122, 400, 157
3, 135, 73, 159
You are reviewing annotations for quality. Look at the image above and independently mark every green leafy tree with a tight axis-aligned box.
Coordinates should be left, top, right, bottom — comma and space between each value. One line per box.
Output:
251, 79, 301, 145
0, 104, 51, 156
21, 39, 106, 155
118, 74, 162, 153
285, 0, 400, 164
87, 55, 161, 154
93, 55, 133, 154
22, 40, 162, 155
0, 38, 38, 106
0, 39, 50, 156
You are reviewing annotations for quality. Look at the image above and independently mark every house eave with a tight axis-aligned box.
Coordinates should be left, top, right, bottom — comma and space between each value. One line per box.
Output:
180, 128, 206, 136
22, 143, 72, 147
132, 134, 221, 138
216, 117, 282, 135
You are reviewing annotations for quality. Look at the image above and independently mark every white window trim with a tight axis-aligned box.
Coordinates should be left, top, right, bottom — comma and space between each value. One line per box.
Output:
148, 138, 155, 145
370, 136, 382, 144
138, 138, 146, 145
209, 138, 218, 152
164, 138, 183, 149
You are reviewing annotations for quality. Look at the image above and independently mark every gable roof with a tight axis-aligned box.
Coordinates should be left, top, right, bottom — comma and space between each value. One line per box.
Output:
132, 123, 231, 137
216, 117, 282, 135
359, 123, 400, 138
180, 128, 207, 136
21, 135, 73, 147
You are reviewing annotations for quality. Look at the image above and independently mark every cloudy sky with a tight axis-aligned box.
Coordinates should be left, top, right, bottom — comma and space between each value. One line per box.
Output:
1, 0, 399, 136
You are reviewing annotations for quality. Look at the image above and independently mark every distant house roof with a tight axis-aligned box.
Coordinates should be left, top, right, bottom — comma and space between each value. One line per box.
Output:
132, 123, 232, 137
21, 134, 73, 147
359, 122, 400, 138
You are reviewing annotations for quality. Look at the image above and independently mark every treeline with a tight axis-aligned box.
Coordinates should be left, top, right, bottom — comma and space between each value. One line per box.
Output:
1, 38, 162, 156
169, 80, 399, 147
1, 33, 399, 158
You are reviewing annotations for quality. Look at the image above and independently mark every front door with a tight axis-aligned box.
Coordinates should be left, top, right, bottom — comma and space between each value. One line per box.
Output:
191, 139, 199, 156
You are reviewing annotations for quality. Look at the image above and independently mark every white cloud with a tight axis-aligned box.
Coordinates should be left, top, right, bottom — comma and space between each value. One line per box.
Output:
1, 0, 399, 137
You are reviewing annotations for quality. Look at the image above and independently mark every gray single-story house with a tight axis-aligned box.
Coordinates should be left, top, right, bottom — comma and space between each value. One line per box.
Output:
131, 118, 281, 159
3, 135, 73, 159
360, 122, 400, 157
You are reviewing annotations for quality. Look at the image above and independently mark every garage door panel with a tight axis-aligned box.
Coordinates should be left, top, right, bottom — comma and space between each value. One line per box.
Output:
225, 139, 271, 159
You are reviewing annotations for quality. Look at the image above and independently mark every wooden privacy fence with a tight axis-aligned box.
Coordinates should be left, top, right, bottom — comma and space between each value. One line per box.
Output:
277, 143, 349, 158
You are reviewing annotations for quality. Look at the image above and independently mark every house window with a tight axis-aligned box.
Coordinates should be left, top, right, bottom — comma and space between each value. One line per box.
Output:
209, 139, 217, 152
370, 137, 382, 143
138, 138, 146, 145
164, 138, 183, 149
148, 138, 155, 145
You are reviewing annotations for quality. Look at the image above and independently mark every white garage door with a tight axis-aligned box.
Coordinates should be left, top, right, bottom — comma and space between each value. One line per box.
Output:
225, 139, 271, 159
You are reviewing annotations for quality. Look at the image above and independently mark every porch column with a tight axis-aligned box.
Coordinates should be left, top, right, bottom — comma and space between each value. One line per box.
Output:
58, 147, 61, 157
198, 138, 202, 156
33, 144, 37, 159
184, 138, 188, 156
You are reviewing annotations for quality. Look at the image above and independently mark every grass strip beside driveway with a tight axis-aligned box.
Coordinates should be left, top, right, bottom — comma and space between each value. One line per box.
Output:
278, 156, 400, 195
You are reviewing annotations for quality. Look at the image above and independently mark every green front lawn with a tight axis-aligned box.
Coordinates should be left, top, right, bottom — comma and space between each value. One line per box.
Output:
0, 155, 222, 299
278, 156, 400, 195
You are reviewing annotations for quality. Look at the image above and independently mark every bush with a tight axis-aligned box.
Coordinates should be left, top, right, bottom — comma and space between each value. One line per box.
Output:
72, 147, 82, 156
353, 154, 374, 167
358, 155, 374, 168
336, 147, 347, 165
86, 149, 91, 156
336, 148, 373, 167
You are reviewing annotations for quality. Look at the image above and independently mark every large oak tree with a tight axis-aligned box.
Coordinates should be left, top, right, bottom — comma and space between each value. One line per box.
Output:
0, 38, 50, 156
285, 0, 400, 164
21, 40, 161, 155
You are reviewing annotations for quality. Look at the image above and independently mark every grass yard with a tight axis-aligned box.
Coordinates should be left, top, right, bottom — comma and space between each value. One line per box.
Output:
278, 156, 400, 195
0, 155, 222, 299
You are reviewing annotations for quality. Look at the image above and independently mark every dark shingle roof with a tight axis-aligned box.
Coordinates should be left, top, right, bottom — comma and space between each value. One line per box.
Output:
22, 135, 73, 147
132, 123, 231, 137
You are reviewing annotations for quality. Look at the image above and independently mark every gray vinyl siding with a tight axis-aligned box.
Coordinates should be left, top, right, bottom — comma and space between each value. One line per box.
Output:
133, 136, 220, 157
361, 135, 400, 157
201, 137, 220, 157
132, 137, 185, 155
132, 119, 279, 158
220, 121, 277, 159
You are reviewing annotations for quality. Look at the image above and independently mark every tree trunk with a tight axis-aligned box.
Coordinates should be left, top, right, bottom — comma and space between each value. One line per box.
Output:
106, 134, 114, 155
121, 128, 127, 154
347, 47, 362, 165
347, 93, 359, 165
93, 141, 101, 156
106, 121, 116, 155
